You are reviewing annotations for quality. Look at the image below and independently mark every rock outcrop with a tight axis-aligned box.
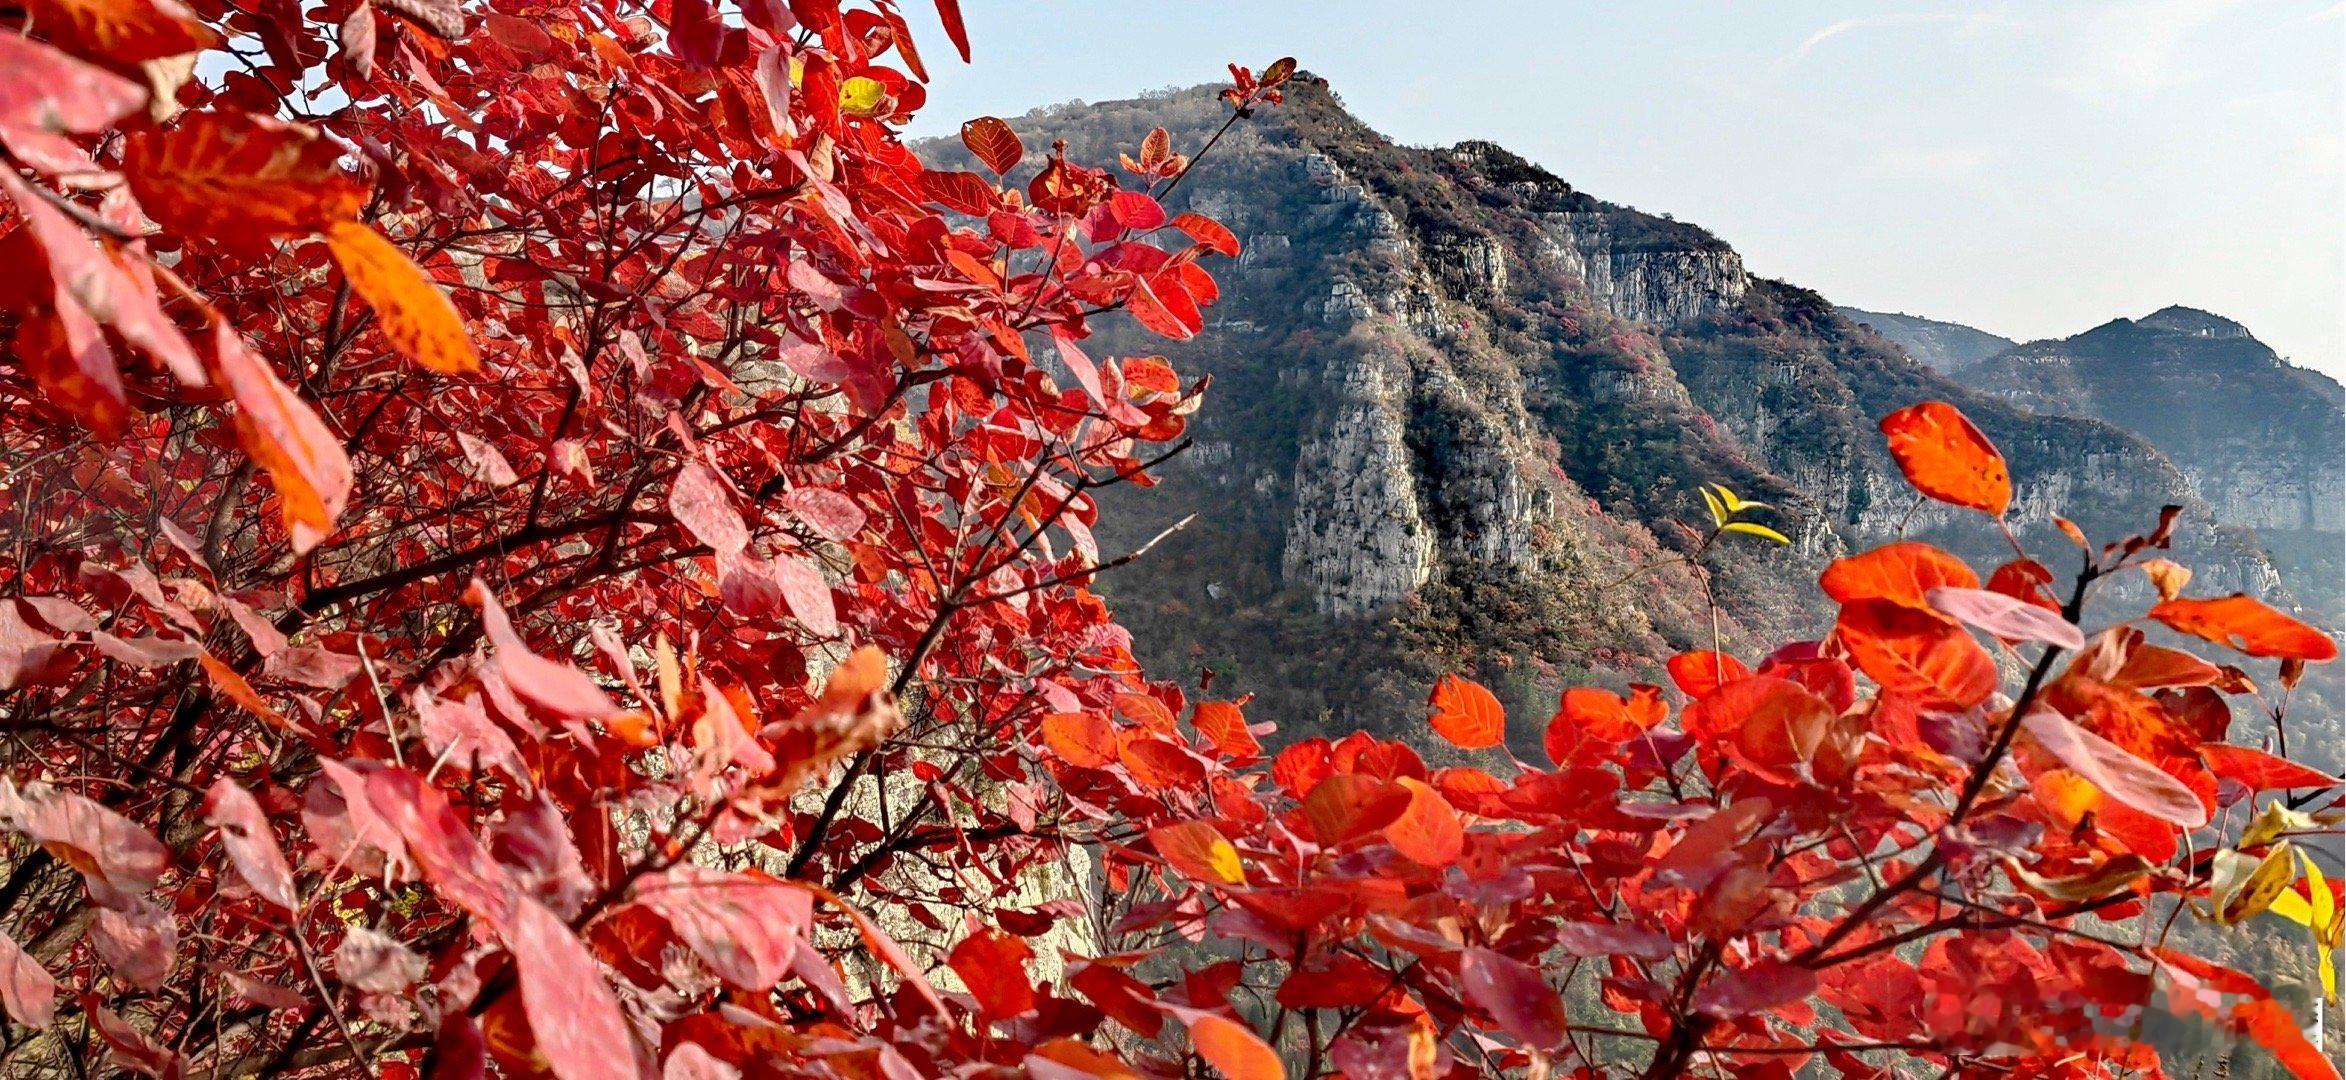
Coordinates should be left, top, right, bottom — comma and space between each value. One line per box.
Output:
938, 79, 2324, 737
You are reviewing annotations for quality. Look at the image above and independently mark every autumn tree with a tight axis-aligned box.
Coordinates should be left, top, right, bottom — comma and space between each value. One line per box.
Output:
3, 0, 2343, 1078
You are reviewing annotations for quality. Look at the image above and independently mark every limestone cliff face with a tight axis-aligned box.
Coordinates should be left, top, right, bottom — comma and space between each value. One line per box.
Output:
1282, 347, 1435, 616
969, 78, 2319, 734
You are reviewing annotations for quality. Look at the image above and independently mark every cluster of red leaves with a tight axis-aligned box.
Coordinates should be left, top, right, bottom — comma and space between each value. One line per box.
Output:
0, 0, 1312, 1073
1038, 402, 2341, 1079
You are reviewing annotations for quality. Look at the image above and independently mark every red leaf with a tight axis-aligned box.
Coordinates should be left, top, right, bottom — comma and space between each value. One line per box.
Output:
0, 35, 147, 173
2149, 594, 2339, 662
0, 781, 169, 899
1149, 820, 1246, 886
203, 779, 298, 911
1052, 327, 1145, 424
1300, 774, 1410, 847
1171, 212, 1240, 257
778, 487, 864, 539
1271, 738, 1334, 797
1835, 599, 1997, 709
1383, 779, 1464, 866
1459, 946, 1566, 1050
0, 931, 55, 1028
2197, 743, 2341, 792
947, 930, 1036, 1019
959, 116, 1022, 175
2020, 708, 2209, 828
211, 323, 354, 553
1185, 1014, 1283, 1080
508, 897, 636, 1080
1693, 960, 1819, 1018
1427, 673, 1505, 750
125, 111, 368, 239
1666, 650, 1750, 698
1820, 542, 1979, 612
634, 867, 810, 991
1878, 401, 2011, 516
334, 926, 425, 993
670, 461, 748, 555
467, 580, 620, 723
931, 0, 970, 61
1108, 190, 1167, 231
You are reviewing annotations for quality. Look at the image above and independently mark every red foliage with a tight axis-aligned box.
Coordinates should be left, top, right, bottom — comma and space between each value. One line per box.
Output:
2, 2, 2340, 1078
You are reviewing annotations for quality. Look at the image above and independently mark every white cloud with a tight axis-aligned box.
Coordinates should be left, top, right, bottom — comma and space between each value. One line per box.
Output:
1783, 9, 2014, 68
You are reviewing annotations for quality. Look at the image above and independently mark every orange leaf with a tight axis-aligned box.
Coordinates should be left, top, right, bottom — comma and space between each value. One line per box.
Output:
1427, 674, 1504, 750
324, 220, 480, 374
1384, 778, 1464, 866
2149, 594, 2338, 663
1148, 820, 1245, 887
208, 324, 352, 553
1185, 1014, 1284, 1080
1120, 736, 1203, 790
1299, 774, 1410, 848
1834, 599, 1996, 709
1820, 542, 1978, 612
1171, 212, 1240, 257
2198, 744, 2342, 792
198, 654, 292, 732
1878, 401, 2010, 516
1190, 700, 1260, 758
1042, 712, 1116, 769
1666, 650, 1750, 698
1683, 677, 1837, 785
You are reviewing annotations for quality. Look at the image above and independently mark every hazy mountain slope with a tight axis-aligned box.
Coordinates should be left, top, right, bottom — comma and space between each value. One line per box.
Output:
927, 79, 2309, 743
1964, 307, 2344, 634
1841, 308, 2017, 372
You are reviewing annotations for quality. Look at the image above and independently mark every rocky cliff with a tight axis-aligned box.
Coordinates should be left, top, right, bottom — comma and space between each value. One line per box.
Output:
1964, 308, 2344, 534
934, 80, 2322, 742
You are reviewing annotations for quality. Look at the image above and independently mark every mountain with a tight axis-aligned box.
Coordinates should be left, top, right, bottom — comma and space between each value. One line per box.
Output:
1961, 307, 2343, 626
928, 78, 2316, 747
1840, 308, 2016, 372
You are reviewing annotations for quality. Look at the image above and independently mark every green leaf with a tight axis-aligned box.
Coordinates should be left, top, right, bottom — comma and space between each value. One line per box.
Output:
1721, 521, 1790, 545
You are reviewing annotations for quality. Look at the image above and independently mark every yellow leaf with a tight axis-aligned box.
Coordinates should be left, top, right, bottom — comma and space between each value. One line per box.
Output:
323, 221, 480, 374
2011, 854, 2152, 901
2240, 802, 2319, 849
838, 76, 889, 117
1713, 483, 1768, 514
1699, 486, 1727, 528
2207, 842, 2296, 924
1722, 521, 1790, 546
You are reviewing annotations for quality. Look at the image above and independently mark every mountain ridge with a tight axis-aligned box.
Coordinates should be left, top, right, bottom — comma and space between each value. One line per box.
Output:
926, 77, 2327, 748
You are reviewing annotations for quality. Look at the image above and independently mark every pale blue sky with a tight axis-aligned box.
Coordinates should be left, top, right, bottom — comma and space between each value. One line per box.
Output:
906, 1, 2345, 377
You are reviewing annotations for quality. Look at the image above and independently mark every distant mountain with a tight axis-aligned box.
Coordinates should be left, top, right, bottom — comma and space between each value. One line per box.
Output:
1841, 308, 2016, 372
924, 79, 2314, 749
1961, 307, 2343, 631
